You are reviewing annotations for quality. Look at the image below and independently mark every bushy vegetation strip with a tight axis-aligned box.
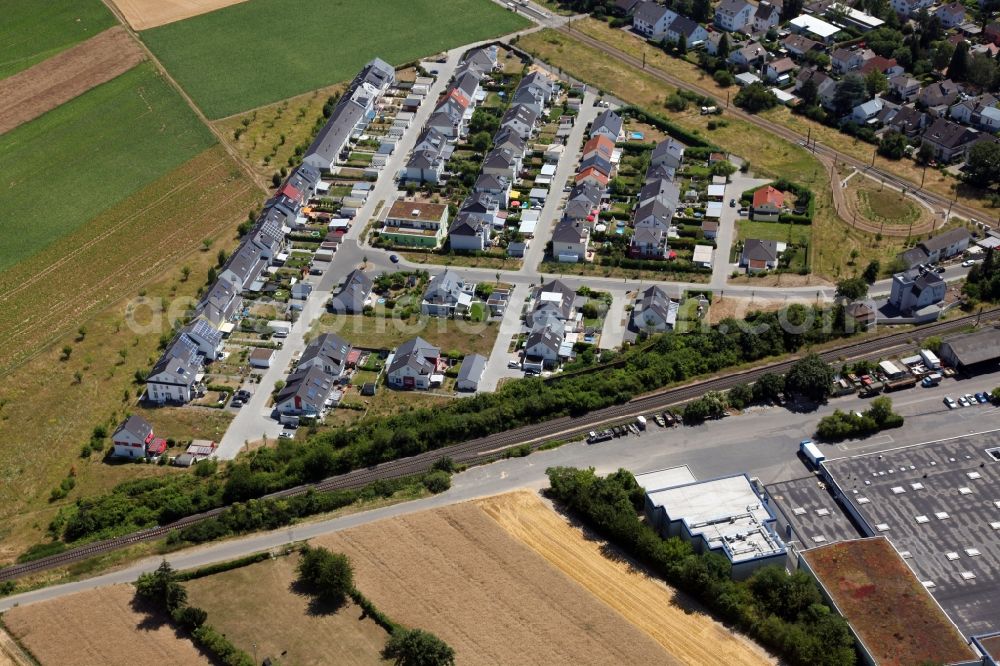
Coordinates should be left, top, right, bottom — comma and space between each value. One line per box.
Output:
544, 467, 856, 666
815, 397, 903, 442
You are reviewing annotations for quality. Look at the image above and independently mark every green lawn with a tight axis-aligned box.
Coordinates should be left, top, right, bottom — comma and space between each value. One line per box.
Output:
0, 0, 117, 80
141, 0, 531, 119
0, 62, 215, 271
736, 220, 812, 246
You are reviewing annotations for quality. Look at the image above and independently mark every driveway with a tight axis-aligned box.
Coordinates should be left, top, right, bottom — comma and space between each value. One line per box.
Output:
709, 173, 770, 289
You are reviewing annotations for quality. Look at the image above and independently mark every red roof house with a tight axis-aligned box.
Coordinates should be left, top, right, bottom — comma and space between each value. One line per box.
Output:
751, 186, 784, 221
575, 166, 610, 187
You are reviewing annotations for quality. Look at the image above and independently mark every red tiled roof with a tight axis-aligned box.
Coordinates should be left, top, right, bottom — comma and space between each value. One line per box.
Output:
860, 56, 897, 75
582, 135, 614, 159
280, 183, 301, 200
576, 167, 609, 185
146, 438, 167, 455
753, 185, 784, 208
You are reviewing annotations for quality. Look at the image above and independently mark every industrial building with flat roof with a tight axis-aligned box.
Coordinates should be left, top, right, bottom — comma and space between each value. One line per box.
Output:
766, 476, 862, 548
640, 472, 786, 578
939, 327, 1000, 371
821, 431, 1000, 638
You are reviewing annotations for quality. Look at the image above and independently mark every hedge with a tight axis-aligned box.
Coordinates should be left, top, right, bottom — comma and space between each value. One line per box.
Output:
175, 550, 275, 582
618, 105, 716, 149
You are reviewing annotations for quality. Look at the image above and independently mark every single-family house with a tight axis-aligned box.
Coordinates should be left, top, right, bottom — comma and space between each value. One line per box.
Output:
381, 200, 449, 248
917, 80, 961, 115
888, 74, 921, 102
666, 15, 709, 45
920, 117, 979, 162
729, 42, 768, 69
616, 0, 644, 14
715, 0, 755, 32
782, 34, 822, 58
482, 147, 519, 182
591, 109, 624, 142
890, 0, 932, 17
219, 242, 266, 291
297, 333, 352, 380
880, 104, 926, 136
851, 98, 884, 124
195, 277, 242, 328
329, 269, 373, 314
859, 55, 902, 78
421, 269, 475, 317
753, 1, 781, 33
146, 334, 202, 404
493, 126, 527, 157
500, 103, 539, 140
182, 319, 224, 360
935, 2, 966, 27
751, 185, 784, 221
634, 197, 676, 228
633, 1, 678, 39
831, 47, 871, 74
112, 415, 159, 459
581, 134, 616, 163
456, 353, 487, 392
460, 192, 501, 228
275, 366, 336, 417
630, 218, 671, 259
650, 137, 685, 170
888, 269, 947, 314
449, 214, 490, 252
632, 285, 678, 333
795, 68, 837, 108
575, 165, 610, 188
917, 227, 971, 263
527, 280, 577, 330
639, 178, 681, 208
387, 337, 442, 389
524, 325, 563, 369
473, 173, 512, 208
764, 57, 796, 83
552, 220, 590, 262
579, 153, 614, 178
248, 347, 274, 369
740, 238, 781, 272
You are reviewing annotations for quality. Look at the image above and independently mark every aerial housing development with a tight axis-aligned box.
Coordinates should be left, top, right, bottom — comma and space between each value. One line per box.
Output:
4, 0, 1000, 665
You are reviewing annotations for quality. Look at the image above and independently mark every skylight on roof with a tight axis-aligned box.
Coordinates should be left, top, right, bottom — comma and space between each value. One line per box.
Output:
812, 535, 827, 543
816, 508, 830, 516
966, 548, 981, 557
876, 523, 890, 532
967, 472, 982, 480
959, 487, 972, 495
793, 507, 807, 515
857, 497, 870, 504
891, 486, 905, 494
961, 571, 976, 580
915, 515, 929, 524
911, 482, 924, 490
936, 512, 950, 520
922, 580, 935, 589
946, 552, 960, 561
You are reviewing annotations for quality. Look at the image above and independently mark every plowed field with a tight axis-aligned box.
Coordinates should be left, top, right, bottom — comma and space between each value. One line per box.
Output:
479, 491, 776, 666
0, 27, 144, 135
314, 502, 679, 665
3, 585, 209, 666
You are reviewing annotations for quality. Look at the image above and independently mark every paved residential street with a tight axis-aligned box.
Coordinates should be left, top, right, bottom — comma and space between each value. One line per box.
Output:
5, 368, 998, 612
710, 174, 770, 289
479, 283, 530, 391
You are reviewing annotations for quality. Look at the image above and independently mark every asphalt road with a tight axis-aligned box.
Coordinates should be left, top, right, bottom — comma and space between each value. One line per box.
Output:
4, 367, 997, 612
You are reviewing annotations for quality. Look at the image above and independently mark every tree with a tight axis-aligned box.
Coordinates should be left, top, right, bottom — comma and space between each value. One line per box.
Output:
713, 69, 735, 87
692, 0, 712, 22
711, 161, 737, 178
964, 140, 1000, 189
864, 69, 888, 97
833, 73, 868, 116
665, 94, 688, 112
948, 40, 970, 81
798, 77, 819, 106
862, 259, 880, 283
181, 266, 191, 282
717, 33, 730, 60
753, 372, 785, 403
60, 345, 72, 361
382, 628, 455, 666
734, 82, 778, 113
297, 546, 354, 606
836, 277, 869, 301
780, 0, 803, 20
677, 33, 688, 55
135, 560, 187, 612
469, 131, 490, 152
967, 52, 998, 89
784, 354, 833, 402
878, 130, 907, 160
917, 140, 936, 165
469, 108, 499, 135
932, 40, 955, 71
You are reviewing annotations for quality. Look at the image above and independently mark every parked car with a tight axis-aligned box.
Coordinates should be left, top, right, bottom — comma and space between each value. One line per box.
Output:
964, 393, 977, 405
962, 259, 976, 267
508, 359, 521, 369
729, 198, 736, 207
390, 254, 400, 263
944, 396, 957, 409
230, 399, 243, 408
958, 396, 970, 407
278, 431, 294, 439
976, 392, 989, 403
934, 265, 946, 274
654, 414, 666, 427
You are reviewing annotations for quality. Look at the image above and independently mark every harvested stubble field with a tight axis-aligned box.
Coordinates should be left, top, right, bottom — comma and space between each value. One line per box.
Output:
0, 61, 215, 272
3, 585, 210, 666
480, 491, 775, 666
141, 0, 531, 118
186, 553, 389, 665
0, 27, 145, 135
0, 0, 116, 80
316, 499, 695, 665
109, 0, 250, 30
0, 146, 261, 563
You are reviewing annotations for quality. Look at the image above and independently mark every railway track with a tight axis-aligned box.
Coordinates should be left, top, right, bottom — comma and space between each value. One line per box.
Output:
2, 308, 996, 582
557, 26, 990, 223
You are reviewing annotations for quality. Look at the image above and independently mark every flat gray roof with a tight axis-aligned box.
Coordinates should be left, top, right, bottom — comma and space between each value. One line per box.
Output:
766, 476, 862, 547
823, 431, 1000, 638
635, 465, 695, 493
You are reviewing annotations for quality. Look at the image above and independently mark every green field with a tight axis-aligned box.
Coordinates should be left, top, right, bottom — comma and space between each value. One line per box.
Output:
736, 220, 812, 245
141, 0, 531, 118
0, 62, 216, 271
0, 0, 117, 80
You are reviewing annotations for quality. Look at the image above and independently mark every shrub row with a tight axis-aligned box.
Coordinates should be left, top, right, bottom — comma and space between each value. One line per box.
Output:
618, 105, 716, 149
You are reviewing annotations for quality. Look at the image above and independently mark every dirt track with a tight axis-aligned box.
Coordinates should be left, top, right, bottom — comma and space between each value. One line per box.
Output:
110, 0, 249, 30
3, 584, 209, 666
314, 502, 679, 665
479, 491, 777, 666
0, 27, 144, 135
